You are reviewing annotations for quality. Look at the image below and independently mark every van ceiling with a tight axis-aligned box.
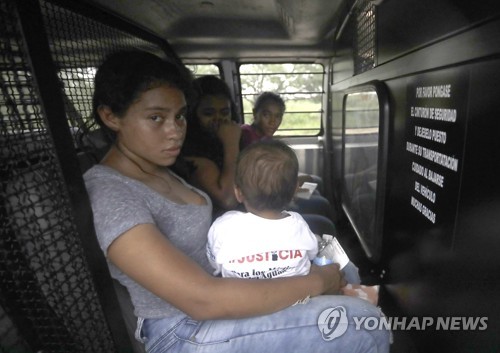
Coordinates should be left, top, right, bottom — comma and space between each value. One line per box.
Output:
86, 0, 346, 61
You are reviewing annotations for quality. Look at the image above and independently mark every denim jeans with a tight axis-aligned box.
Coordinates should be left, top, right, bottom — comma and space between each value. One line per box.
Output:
137, 295, 390, 353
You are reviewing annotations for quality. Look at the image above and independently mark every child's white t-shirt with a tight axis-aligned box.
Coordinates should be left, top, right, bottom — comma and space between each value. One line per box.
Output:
206, 210, 318, 279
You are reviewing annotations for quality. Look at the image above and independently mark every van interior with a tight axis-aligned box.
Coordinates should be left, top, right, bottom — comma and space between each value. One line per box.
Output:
1, 0, 500, 352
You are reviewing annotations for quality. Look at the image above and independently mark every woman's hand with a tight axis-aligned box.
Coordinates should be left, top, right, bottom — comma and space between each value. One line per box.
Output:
309, 263, 347, 295
217, 121, 241, 147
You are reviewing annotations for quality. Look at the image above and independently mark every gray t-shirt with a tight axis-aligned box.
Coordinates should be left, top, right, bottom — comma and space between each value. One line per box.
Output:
84, 165, 213, 318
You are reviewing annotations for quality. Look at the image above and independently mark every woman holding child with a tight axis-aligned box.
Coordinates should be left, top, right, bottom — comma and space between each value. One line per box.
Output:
84, 50, 390, 353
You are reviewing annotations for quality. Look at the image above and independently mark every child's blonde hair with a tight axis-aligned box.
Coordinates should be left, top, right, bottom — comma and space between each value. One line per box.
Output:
236, 140, 298, 211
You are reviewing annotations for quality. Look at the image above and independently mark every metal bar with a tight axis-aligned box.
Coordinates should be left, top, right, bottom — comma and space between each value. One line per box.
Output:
47, 0, 181, 64
14, 0, 132, 351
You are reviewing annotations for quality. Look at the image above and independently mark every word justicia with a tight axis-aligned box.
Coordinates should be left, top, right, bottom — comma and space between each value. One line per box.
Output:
228, 250, 304, 263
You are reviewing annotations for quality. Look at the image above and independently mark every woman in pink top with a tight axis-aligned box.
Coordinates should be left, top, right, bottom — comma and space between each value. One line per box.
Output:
241, 92, 317, 186
240, 92, 284, 149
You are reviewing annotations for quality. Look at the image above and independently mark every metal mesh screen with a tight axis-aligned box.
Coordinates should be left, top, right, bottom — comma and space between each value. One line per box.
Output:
0, 306, 30, 352
39, 0, 166, 153
354, 0, 376, 74
0, 0, 166, 351
0, 0, 117, 351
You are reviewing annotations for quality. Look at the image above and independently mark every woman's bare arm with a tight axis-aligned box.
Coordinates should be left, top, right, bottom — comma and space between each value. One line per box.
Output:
185, 122, 241, 210
108, 223, 344, 321
187, 156, 239, 210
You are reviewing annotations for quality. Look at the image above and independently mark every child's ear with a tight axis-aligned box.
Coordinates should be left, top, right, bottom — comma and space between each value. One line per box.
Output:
97, 105, 120, 132
234, 186, 245, 203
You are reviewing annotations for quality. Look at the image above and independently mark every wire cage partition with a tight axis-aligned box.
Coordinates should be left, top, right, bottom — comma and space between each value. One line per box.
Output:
0, 0, 177, 351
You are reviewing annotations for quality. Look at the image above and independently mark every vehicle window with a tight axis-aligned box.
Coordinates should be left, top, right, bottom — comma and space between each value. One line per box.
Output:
185, 64, 220, 78
239, 63, 324, 136
58, 68, 96, 130
344, 91, 379, 134
342, 88, 386, 261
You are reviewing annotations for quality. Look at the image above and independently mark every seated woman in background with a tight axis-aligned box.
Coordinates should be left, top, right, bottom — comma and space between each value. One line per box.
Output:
181, 75, 241, 217
240, 91, 337, 223
240, 91, 283, 147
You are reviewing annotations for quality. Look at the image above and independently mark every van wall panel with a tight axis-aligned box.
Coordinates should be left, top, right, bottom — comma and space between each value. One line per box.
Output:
377, 0, 500, 65
331, 6, 500, 350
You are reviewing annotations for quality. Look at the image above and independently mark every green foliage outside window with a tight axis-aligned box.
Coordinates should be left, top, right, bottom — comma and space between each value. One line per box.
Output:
240, 63, 324, 136
184, 63, 325, 136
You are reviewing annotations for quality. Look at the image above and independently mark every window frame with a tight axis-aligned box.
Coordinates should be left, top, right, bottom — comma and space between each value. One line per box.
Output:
185, 63, 221, 79
340, 80, 390, 262
238, 62, 326, 137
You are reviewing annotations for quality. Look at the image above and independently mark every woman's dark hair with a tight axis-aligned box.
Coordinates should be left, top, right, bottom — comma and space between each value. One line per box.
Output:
235, 140, 298, 211
92, 50, 193, 142
253, 92, 286, 114
189, 75, 239, 121
182, 75, 239, 169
